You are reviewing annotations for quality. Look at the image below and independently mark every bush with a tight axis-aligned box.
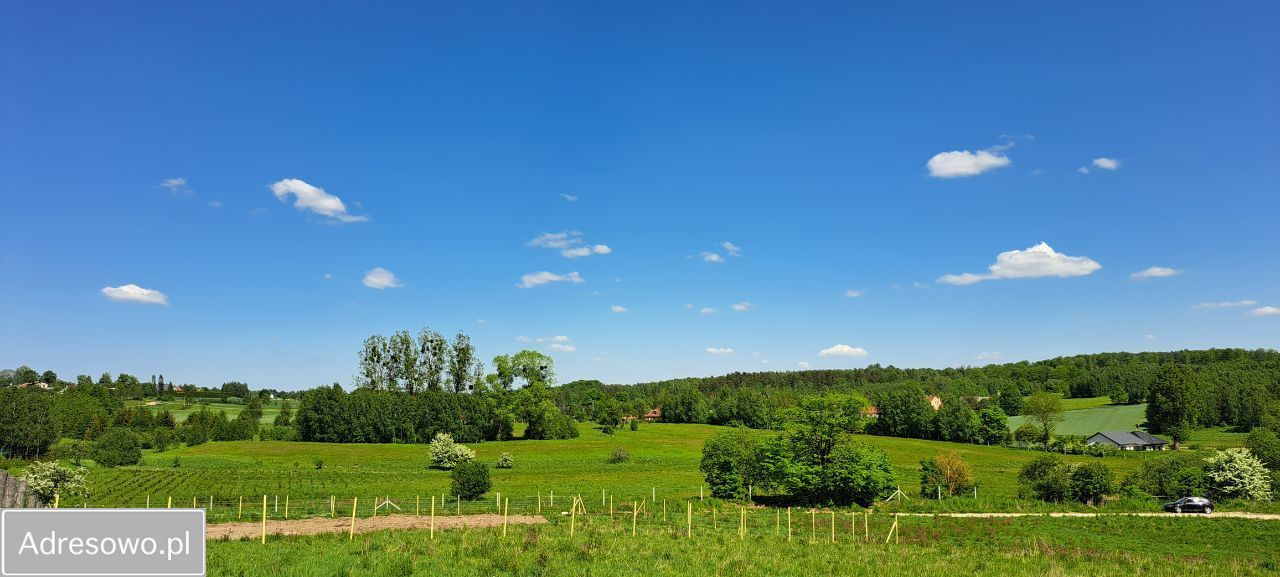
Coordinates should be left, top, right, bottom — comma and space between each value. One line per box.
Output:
629, 419, 638, 432
429, 433, 476, 470
259, 425, 299, 442
919, 452, 974, 498
46, 439, 91, 466
1246, 427, 1280, 471
700, 429, 765, 499
23, 461, 89, 504
450, 461, 491, 500
1018, 455, 1071, 502
1070, 462, 1114, 505
314, 458, 324, 470
496, 453, 513, 469
1013, 422, 1041, 443
1204, 448, 1272, 501
1122, 452, 1207, 498
152, 428, 173, 452
94, 427, 141, 468
608, 447, 630, 464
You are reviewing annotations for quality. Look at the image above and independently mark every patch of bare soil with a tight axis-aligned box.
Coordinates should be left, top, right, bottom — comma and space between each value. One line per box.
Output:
207, 513, 547, 540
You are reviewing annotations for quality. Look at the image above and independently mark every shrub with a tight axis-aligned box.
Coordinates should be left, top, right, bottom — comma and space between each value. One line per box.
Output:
429, 433, 476, 470
700, 428, 766, 499
1013, 422, 1041, 443
314, 458, 324, 470
94, 427, 141, 468
152, 428, 173, 452
629, 419, 638, 432
919, 452, 974, 498
171, 456, 181, 468
1246, 427, 1280, 471
1122, 452, 1207, 498
450, 461, 491, 500
608, 447, 630, 464
601, 424, 615, 435
496, 453, 513, 469
1204, 448, 1272, 501
1070, 462, 1114, 505
1018, 455, 1071, 502
46, 439, 91, 466
23, 461, 89, 505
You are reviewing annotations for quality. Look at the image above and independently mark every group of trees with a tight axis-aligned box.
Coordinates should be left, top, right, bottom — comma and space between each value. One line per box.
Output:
1017, 456, 1116, 505
0, 366, 192, 400
355, 329, 484, 394
699, 394, 897, 506
1121, 448, 1273, 502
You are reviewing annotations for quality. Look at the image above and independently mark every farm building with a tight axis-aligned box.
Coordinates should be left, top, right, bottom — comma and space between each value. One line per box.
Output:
1086, 430, 1168, 451
925, 395, 943, 411
860, 405, 880, 419
641, 407, 661, 422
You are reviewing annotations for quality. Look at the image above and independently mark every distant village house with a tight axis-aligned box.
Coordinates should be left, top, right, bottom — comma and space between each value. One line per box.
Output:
1086, 431, 1168, 451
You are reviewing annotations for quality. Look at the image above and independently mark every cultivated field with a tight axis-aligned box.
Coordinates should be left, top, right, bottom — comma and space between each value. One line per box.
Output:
124, 399, 285, 424
1007, 400, 1147, 437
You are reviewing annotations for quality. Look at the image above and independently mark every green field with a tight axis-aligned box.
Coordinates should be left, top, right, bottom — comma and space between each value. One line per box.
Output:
1008, 397, 1148, 437
79, 422, 1180, 517
124, 399, 286, 424
203, 515, 1280, 576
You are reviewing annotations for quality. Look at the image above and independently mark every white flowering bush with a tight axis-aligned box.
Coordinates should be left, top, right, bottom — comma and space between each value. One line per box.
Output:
429, 433, 475, 470
1204, 448, 1272, 502
23, 461, 89, 505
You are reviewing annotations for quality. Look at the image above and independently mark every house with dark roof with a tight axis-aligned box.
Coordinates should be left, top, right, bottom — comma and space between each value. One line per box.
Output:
1086, 430, 1168, 451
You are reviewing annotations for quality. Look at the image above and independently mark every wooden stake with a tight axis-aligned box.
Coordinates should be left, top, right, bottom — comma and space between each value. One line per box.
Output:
167, 496, 172, 509
632, 501, 638, 536
663, 499, 667, 522
331, 495, 335, 518
430, 496, 436, 539
570, 496, 577, 537
537, 492, 541, 515
809, 510, 815, 544
54, 494, 59, 509
787, 508, 792, 542
260, 495, 267, 544
550, 490, 554, 506
416, 495, 420, 516
147, 495, 150, 508
712, 506, 717, 529
209, 496, 213, 513
830, 511, 835, 543
686, 501, 692, 537
602, 489, 605, 507
349, 497, 357, 540
864, 510, 869, 542
775, 509, 780, 536
700, 486, 703, 501
502, 497, 509, 537
496, 491, 501, 514
609, 494, 614, 521
456, 495, 460, 515
284, 495, 289, 519
651, 487, 655, 503
193, 496, 197, 508
238, 496, 243, 520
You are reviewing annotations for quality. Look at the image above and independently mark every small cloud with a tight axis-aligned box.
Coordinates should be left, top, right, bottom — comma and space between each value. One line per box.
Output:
560, 193, 578, 202
818, 344, 868, 358
1092, 157, 1121, 170
611, 305, 628, 313
529, 232, 611, 258
1144, 334, 1155, 340
683, 303, 694, 309
1131, 266, 1183, 280
593, 353, 608, 363
701, 252, 725, 263
207, 200, 223, 208
562, 245, 612, 258
158, 177, 194, 197
271, 178, 368, 223
1030, 168, 1045, 176
720, 242, 743, 257
1248, 306, 1280, 317
322, 273, 333, 280
731, 301, 753, 312
912, 282, 929, 289
549, 343, 576, 352
1077, 166, 1090, 174
705, 347, 734, 355
476, 319, 488, 324
938, 242, 1101, 285
798, 361, 811, 369
974, 351, 1003, 361
101, 284, 169, 305
517, 271, 584, 289
1194, 300, 1257, 309
699, 307, 717, 315
926, 146, 1012, 178
249, 207, 269, 217
363, 267, 403, 289
515, 336, 532, 343
760, 359, 769, 365
845, 290, 863, 298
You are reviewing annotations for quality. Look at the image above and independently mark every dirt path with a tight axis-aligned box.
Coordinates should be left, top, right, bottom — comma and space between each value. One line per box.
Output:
897, 511, 1280, 520
208, 513, 548, 540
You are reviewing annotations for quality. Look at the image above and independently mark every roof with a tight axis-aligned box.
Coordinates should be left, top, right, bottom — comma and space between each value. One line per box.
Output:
1091, 431, 1167, 446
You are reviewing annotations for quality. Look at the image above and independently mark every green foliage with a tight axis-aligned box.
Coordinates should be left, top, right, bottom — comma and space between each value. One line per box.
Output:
934, 401, 979, 443
428, 433, 476, 470
608, 447, 631, 464
273, 400, 294, 427
711, 388, 772, 428
449, 461, 491, 500
1024, 393, 1064, 442
1246, 427, 1280, 470
1018, 455, 1072, 502
1122, 452, 1208, 498
766, 395, 894, 505
977, 407, 1011, 445
0, 387, 58, 457
656, 381, 710, 424
920, 452, 974, 498
1146, 365, 1198, 447
1013, 421, 1041, 443
23, 461, 89, 504
1204, 448, 1272, 501
1070, 462, 1114, 505
523, 400, 579, 440
629, 419, 638, 432
94, 427, 142, 468
495, 452, 513, 469
594, 396, 623, 429
699, 428, 767, 499
872, 383, 932, 438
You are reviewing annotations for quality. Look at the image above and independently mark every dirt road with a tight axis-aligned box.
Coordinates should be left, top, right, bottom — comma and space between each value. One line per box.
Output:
207, 513, 548, 540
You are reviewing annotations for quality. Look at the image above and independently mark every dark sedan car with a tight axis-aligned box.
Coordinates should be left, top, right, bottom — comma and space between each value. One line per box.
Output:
1163, 497, 1214, 514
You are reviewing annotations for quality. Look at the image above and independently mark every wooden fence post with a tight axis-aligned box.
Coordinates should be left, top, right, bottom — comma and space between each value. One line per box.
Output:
54, 494, 59, 509
284, 495, 289, 519
503, 497, 509, 537
430, 496, 436, 539
663, 499, 667, 522
570, 496, 577, 537
349, 497, 357, 540
456, 495, 460, 516
787, 508, 792, 542
809, 510, 815, 544
712, 506, 716, 529
260, 495, 267, 544
864, 510, 869, 542
830, 511, 835, 543
632, 501, 638, 536
146, 495, 150, 509
331, 496, 335, 518
686, 501, 692, 538
416, 495, 420, 517
238, 496, 243, 520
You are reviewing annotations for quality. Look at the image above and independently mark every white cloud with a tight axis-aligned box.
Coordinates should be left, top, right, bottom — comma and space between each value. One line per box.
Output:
158, 177, 193, 197
760, 359, 770, 365
611, 305, 628, 313
549, 343, 576, 352
529, 232, 611, 258
1077, 166, 1090, 174
363, 267, 403, 289
705, 347, 734, 355
974, 351, 1003, 361
731, 301, 753, 312
270, 178, 367, 223
517, 271, 584, 289
562, 244, 612, 258
101, 284, 169, 305
515, 336, 532, 342
323, 273, 333, 280
476, 319, 488, 324
1194, 300, 1257, 309
938, 242, 1101, 285
818, 344, 868, 358
701, 252, 725, 263
1144, 334, 1155, 340
1030, 168, 1045, 176
207, 200, 223, 208
699, 307, 717, 315
539, 335, 570, 343
1131, 266, 1183, 280
1248, 306, 1280, 317
1092, 157, 1121, 170
721, 242, 743, 257
683, 303, 694, 309
926, 149, 1012, 178
845, 290, 863, 298
560, 193, 578, 202
798, 361, 811, 369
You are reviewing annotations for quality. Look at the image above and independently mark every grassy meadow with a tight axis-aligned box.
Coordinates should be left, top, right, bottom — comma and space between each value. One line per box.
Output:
124, 399, 286, 424
204, 514, 1280, 576
1007, 400, 1148, 437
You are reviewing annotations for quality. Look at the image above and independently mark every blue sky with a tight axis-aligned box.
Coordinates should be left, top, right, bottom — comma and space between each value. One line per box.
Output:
2, 1, 1278, 390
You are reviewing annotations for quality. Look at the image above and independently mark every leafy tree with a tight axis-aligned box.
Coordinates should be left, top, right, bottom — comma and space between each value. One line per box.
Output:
239, 394, 264, 423
76, 375, 93, 387
1070, 462, 1114, 505
1145, 365, 1198, 449
14, 365, 39, 385
447, 332, 476, 393
1024, 392, 1064, 443
97, 372, 113, 386
524, 400, 579, 440
997, 382, 1025, 416
357, 335, 390, 390
919, 452, 974, 498
450, 461, 491, 500
418, 328, 449, 392
221, 381, 251, 399
764, 395, 894, 506
496, 452, 514, 469
389, 330, 422, 393
934, 401, 979, 443
595, 396, 623, 430
273, 400, 294, 427
873, 383, 932, 438
1121, 452, 1207, 498
428, 433, 476, 469
1018, 455, 1071, 502
977, 406, 1011, 445
656, 381, 710, 424
700, 428, 768, 499
94, 427, 142, 467
712, 388, 772, 429
41, 370, 58, 384
23, 462, 89, 505
1204, 448, 1272, 501
0, 388, 58, 457
1246, 427, 1280, 471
